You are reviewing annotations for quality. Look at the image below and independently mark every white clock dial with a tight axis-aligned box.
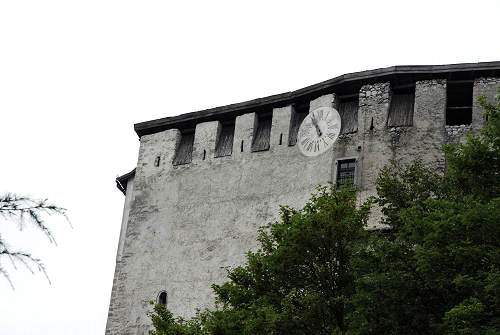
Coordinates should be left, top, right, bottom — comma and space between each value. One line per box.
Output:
297, 106, 341, 157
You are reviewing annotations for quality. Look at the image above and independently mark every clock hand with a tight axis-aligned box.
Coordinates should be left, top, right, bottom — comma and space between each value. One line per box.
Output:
316, 124, 322, 137
311, 115, 322, 137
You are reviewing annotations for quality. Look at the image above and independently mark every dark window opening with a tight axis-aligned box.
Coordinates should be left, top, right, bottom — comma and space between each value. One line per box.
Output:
202, 150, 206, 160
279, 133, 283, 145
154, 156, 160, 167
158, 291, 167, 305
388, 85, 415, 127
339, 97, 359, 134
370, 117, 374, 130
446, 81, 473, 126
288, 102, 309, 146
241, 140, 244, 152
251, 112, 272, 152
215, 122, 235, 157
172, 131, 194, 165
336, 159, 356, 187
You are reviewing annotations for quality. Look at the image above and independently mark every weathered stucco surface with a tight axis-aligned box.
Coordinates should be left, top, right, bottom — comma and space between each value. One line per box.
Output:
106, 77, 499, 335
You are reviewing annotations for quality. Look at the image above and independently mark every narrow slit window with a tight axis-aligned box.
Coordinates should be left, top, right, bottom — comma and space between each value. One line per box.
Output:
251, 112, 272, 152
388, 86, 415, 127
339, 97, 359, 134
446, 82, 473, 126
172, 131, 194, 165
336, 159, 356, 187
215, 122, 235, 157
288, 102, 309, 146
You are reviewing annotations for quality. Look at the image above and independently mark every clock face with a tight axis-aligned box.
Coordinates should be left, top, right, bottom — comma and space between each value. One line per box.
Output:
297, 106, 341, 157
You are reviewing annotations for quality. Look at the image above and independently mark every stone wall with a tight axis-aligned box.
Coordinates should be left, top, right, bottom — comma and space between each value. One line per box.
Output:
472, 77, 500, 131
106, 78, 500, 335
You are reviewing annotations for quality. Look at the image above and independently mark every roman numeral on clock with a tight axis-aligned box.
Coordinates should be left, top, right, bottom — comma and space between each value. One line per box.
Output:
317, 109, 324, 119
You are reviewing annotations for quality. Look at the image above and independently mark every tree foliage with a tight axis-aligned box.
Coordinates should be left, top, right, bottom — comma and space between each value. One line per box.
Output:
149, 186, 371, 335
349, 89, 500, 334
0, 193, 68, 287
149, 89, 500, 335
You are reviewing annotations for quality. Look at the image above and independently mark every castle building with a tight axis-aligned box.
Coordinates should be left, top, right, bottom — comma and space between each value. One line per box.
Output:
106, 62, 500, 335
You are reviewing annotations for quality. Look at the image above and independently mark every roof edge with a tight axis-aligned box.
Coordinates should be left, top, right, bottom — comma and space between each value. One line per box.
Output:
135, 61, 500, 137
116, 168, 136, 195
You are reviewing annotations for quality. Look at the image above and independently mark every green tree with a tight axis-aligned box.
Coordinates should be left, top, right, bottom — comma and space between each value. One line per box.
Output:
349, 90, 500, 334
0, 193, 68, 287
149, 186, 372, 335
149, 89, 500, 335
149, 305, 209, 335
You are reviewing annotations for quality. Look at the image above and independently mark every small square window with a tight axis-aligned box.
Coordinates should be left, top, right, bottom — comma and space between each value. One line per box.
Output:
336, 159, 356, 187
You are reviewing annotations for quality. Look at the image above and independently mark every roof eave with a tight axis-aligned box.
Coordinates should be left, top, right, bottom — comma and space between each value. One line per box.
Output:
134, 61, 500, 137
116, 168, 136, 195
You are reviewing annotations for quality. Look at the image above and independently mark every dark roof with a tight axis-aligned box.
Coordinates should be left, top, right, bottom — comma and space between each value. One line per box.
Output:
116, 169, 136, 195
134, 61, 500, 137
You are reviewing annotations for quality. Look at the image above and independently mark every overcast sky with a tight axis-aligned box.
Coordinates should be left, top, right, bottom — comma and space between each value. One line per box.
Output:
0, 1, 499, 334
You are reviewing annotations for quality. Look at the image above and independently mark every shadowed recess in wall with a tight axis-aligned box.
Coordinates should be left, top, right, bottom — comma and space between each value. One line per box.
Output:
251, 113, 272, 152
288, 103, 308, 146
339, 99, 358, 134
446, 81, 473, 126
388, 88, 414, 127
173, 132, 194, 165
215, 122, 235, 157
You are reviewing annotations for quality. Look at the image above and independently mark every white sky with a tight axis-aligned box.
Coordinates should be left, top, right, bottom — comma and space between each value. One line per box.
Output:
0, 1, 499, 334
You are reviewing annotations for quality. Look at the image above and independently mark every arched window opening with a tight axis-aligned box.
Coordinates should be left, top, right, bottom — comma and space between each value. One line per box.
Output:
158, 291, 167, 305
